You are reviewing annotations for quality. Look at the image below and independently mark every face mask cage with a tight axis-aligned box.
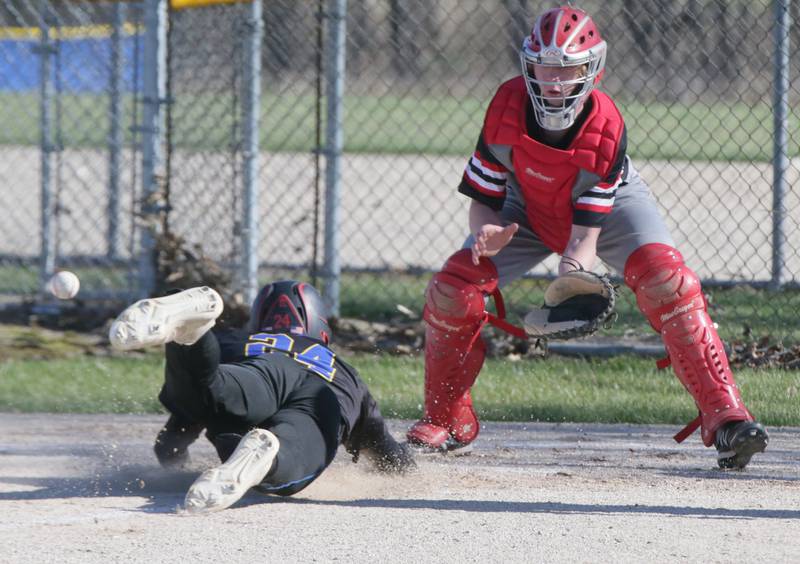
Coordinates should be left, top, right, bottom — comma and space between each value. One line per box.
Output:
519, 20, 607, 131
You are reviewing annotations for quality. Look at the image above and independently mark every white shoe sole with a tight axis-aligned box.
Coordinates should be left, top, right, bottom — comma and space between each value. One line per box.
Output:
183, 428, 280, 515
109, 286, 223, 351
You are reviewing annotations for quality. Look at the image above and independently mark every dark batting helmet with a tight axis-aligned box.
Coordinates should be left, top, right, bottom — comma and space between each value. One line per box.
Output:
248, 280, 332, 343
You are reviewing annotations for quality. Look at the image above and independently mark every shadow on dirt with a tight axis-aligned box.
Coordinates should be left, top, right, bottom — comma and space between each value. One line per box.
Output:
251, 495, 800, 520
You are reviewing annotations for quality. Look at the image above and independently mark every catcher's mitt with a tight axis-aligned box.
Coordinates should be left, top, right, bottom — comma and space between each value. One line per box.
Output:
523, 270, 616, 340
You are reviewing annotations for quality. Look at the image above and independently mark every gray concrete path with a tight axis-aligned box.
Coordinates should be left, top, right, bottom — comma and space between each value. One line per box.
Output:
2, 148, 799, 283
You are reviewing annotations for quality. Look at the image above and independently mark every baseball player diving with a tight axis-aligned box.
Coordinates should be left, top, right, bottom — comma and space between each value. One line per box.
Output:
110, 281, 415, 514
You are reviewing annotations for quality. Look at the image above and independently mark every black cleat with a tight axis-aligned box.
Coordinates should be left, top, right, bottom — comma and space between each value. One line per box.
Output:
714, 420, 769, 470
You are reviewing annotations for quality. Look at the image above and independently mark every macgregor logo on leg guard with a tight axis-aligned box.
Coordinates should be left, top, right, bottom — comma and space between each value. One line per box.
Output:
660, 299, 696, 323
427, 312, 464, 332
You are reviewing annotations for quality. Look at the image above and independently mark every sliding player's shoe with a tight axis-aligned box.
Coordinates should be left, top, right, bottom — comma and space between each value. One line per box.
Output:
183, 428, 279, 515
109, 286, 223, 350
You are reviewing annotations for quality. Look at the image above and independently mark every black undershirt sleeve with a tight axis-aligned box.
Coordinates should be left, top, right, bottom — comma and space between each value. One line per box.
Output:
457, 132, 507, 211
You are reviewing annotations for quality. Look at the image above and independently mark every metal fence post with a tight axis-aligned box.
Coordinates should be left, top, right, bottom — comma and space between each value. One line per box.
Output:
771, 0, 791, 290
38, 2, 56, 290
108, 1, 126, 260
323, 0, 347, 317
242, 0, 263, 305
140, 0, 168, 297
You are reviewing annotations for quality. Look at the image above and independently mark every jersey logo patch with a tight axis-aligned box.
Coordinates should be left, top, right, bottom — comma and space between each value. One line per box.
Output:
525, 167, 554, 182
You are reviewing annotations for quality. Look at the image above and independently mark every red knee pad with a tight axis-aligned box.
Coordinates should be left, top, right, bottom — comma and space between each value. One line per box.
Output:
624, 243, 705, 332
424, 249, 498, 334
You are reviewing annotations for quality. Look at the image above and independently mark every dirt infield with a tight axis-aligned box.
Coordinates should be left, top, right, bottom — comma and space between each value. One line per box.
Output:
1, 413, 798, 563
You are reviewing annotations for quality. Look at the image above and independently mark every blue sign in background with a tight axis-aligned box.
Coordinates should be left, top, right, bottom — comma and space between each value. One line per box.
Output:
0, 35, 143, 93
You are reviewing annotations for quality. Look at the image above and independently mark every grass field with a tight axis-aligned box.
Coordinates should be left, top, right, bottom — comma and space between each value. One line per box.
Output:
1, 91, 797, 161
341, 274, 800, 343
342, 273, 800, 344
0, 264, 133, 295
4, 265, 800, 343
1, 352, 797, 427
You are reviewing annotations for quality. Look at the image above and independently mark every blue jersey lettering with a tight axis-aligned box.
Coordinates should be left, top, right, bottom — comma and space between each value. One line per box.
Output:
244, 332, 336, 382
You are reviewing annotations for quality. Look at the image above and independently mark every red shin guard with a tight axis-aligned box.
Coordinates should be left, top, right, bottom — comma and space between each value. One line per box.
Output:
407, 250, 497, 449
624, 244, 752, 446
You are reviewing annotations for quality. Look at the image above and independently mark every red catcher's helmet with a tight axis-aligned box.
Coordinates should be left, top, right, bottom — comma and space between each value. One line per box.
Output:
520, 6, 607, 130
248, 280, 332, 344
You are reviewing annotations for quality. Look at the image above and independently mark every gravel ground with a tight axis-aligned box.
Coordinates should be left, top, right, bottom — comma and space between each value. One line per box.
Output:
1, 413, 798, 563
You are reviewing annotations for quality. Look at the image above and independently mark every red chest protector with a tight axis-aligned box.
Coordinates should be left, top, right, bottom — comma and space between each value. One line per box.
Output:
483, 77, 624, 252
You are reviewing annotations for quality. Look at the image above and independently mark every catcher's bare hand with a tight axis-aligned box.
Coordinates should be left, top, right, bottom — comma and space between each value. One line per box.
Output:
471, 223, 519, 265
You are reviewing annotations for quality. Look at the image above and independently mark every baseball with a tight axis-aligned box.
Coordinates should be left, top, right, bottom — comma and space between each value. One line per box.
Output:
48, 271, 80, 300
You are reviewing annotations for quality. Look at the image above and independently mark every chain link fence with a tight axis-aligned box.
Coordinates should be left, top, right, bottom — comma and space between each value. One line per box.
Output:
0, 0, 143, 303
1, 0, 799, 344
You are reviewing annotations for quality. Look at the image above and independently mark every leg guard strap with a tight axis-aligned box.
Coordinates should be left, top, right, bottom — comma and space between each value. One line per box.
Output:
673, 415, 701, 443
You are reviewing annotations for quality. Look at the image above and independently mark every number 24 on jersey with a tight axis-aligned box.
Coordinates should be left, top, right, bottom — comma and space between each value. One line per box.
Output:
244, 332, 337, 382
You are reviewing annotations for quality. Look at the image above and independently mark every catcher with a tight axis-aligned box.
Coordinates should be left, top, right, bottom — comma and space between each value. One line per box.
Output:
110, 281, 414, 514
407, 5, 768, 470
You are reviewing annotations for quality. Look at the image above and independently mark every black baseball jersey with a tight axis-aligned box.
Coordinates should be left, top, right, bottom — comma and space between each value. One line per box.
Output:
214, 327, 379, 443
